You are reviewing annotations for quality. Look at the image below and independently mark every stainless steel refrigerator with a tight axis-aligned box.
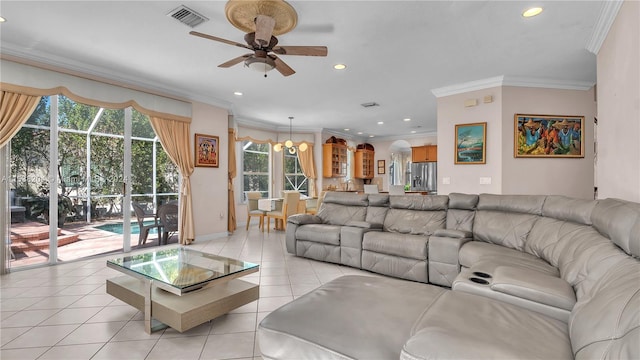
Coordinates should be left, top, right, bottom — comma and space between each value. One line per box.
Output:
410, 162, 437, 193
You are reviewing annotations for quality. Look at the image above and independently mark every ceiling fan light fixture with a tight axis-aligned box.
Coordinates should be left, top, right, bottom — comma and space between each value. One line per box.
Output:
245, 56, 276, 72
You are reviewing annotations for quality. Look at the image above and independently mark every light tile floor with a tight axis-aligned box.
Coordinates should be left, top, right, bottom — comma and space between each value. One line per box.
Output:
1, 227, 375, 359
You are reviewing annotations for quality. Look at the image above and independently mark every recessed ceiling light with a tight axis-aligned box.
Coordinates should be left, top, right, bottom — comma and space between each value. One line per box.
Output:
0, 16, 6, 23
411, 130, 417, 134
333, 64, 346, 70
522, 7, 543, 18
357, 132, 363, 135
377, 121, 384, 125
233, 91, 243, 96
344, 128, 350, 131
369, 135, 375, 138
403, 118, 411, 122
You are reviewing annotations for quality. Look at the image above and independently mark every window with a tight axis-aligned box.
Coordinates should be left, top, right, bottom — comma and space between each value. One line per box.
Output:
284, 152, 308, 196
242, 141, 270, 201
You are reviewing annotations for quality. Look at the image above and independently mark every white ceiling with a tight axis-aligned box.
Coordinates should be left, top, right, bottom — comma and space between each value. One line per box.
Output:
0, 1, 604, 140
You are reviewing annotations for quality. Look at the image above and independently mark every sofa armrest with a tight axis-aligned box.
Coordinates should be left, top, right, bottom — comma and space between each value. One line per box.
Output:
288, 214, 323, 225
428, 235, 472, 287
345, 220, 382, 230
490, 267, 576, 311
433, 229, 472, 239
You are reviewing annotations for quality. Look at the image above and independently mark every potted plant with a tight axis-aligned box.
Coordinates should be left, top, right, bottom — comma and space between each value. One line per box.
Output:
29, 195, 75, 227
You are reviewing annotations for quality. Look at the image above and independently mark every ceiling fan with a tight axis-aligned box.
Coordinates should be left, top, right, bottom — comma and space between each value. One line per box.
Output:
190, 12, 328, 77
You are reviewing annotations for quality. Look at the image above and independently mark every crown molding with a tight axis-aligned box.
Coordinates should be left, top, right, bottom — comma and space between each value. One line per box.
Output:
235, 117, 322, 134
586, 0, 623, 55
502, 76, 594, 90
1, 49, 235, 112
431, 76, 504, 98
323, 128, 438, 143
431, 74, 594, 98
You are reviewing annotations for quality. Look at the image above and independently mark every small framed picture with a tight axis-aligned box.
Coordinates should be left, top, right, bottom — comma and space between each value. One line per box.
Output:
514, 114, 584, 158
455, 122, 487, 164
377, 160, 385, 174
194, 133, 219, 168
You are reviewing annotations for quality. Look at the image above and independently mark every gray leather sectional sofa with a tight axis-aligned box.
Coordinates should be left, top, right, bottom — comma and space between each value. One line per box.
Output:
259, 192, 640, 359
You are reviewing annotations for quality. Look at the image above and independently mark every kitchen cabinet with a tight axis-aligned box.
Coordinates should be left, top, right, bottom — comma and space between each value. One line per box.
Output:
323, 143, 348, 177
355, 149, 374, 179
412, 145, 437, 162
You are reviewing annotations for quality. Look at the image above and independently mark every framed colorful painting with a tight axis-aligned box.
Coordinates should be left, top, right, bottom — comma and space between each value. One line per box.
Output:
514, 114, 584, 158
194, 133, 219, 167
455, 122, 486, 164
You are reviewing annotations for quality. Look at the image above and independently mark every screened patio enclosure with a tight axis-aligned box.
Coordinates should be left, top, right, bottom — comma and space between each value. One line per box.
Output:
8, 95, 179, 268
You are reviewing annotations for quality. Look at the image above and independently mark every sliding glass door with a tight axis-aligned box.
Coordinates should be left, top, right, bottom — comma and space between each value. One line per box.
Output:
7, 95, 178, 270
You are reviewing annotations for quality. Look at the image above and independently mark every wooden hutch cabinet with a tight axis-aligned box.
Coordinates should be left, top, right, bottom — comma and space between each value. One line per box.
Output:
411, 145, 438, 162
355, 145, 375, 179
323, 143, 348, 177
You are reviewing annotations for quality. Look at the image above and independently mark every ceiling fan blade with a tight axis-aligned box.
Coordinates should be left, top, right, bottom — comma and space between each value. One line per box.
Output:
189, 31, 252, 50
272, 46, 328, 57
254, 15, 276, 47
218, 54, 253, 68
272, 56, 296, 77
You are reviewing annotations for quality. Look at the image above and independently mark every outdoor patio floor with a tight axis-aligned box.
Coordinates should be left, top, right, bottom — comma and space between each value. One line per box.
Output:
9, 221, 177, 269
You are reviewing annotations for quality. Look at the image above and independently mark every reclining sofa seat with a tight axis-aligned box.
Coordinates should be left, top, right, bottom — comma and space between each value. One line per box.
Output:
361, 195, 448, 283
286, 192, 369, 264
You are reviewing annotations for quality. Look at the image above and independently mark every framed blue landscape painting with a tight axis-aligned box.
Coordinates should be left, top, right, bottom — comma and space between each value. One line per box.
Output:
455, 122, 486, 164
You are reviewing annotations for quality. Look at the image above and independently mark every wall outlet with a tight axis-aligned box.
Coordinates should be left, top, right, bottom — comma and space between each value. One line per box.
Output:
442, 177, 451, 185
479, 177, 492, 185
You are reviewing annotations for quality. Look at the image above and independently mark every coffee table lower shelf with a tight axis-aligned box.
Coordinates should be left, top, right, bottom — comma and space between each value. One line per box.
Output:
106, 276, 259, 333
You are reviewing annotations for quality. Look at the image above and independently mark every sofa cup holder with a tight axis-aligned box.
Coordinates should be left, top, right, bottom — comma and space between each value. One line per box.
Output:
472, 271, 492, 279
469, 277, 490, 285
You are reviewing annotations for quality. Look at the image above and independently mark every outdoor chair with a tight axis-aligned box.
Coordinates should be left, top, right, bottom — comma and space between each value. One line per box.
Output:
158, 203, 179, 245
132, 202, 161, 245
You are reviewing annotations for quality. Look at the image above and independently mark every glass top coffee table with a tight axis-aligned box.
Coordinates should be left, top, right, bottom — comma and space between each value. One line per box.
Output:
106, 247, 259, 333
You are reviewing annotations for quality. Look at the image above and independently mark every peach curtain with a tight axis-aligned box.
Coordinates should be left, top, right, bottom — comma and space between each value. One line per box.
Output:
149, 116, 195, 245
0, 91, 41, 148
297, 144, 318, 198
228, 128, 237, 232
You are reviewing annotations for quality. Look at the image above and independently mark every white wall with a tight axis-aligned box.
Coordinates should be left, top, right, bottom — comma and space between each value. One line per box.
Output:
502, 87, 596, 199
596, 0, 640, 202
190, 102, 229, 239
436, 86, 503, 195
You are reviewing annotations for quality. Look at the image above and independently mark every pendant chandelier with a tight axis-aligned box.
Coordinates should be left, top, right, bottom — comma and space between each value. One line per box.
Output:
273, 116, 307, 154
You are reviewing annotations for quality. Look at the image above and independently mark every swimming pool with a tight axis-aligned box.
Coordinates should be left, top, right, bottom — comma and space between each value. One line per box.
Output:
96, 220, 159, 235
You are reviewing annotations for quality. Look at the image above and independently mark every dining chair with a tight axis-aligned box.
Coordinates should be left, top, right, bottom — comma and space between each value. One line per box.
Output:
266, 191, 300, 233
158, 203, 179, 245
305, 190, 326, 215
364, 184, 379, 194
132, 202, 161, 245
389, 185, 406, 195
246, 191, 265, 231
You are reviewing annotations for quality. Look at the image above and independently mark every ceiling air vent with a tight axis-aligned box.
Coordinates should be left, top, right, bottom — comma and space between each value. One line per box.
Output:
167, 5, 209, 28
361, 102, 380, 108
